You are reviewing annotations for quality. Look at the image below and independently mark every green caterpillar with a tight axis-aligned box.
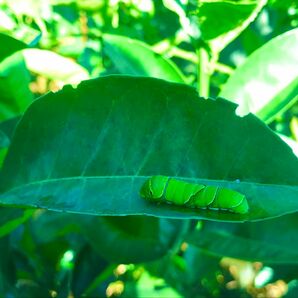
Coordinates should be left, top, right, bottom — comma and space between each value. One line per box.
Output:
140, 176, 249, 214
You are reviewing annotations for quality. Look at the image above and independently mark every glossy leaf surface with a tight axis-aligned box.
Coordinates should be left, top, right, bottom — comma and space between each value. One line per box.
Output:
0, 76, 297, 222
103, 34, 186, 83
220, 28, 298, 123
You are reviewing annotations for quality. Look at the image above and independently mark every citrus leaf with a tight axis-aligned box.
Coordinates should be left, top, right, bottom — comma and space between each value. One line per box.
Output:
220, 28, 298, 123
0, 76, 297, 222
103, 34, 186, 83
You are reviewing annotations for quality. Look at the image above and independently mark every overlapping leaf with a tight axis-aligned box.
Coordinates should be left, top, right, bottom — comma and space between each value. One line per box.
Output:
103, 34, 186, 83
220, 28, 298, 123
187, 213, 298, 263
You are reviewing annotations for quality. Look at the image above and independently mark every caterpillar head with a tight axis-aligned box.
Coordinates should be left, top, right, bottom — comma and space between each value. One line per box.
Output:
140, 175, 169, 201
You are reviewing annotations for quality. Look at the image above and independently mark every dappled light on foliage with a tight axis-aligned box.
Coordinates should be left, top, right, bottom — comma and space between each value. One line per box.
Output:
0, 0, 298, 297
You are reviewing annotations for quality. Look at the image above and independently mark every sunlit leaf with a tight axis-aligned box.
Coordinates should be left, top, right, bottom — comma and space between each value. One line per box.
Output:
103, 34, 186, 83
22, 49, 89, 86
220, 28, 298, 123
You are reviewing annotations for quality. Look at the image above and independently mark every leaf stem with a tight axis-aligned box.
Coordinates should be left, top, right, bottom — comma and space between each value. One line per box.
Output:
197, 47, 210, 98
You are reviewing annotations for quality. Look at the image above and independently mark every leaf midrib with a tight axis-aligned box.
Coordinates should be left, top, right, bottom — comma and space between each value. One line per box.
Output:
1, 175, 297, 196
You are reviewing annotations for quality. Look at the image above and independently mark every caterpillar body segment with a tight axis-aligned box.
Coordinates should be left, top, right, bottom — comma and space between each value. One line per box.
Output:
140, 176, 249, 214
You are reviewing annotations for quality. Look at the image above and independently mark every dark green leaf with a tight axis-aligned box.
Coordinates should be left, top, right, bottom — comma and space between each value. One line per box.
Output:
0, 237, 16, 296
29, 212, 82, 244
0, 76, 297, 222
146, 246, 222, 297
81, 216, 189, 263
0, 33, 27, 63
285, 280, 298, 298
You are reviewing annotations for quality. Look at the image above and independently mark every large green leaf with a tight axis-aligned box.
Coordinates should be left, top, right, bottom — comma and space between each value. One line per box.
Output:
187, 213, 298, 264
0, 76, 297, 222
103, 34, 186, 83
71, 245, 110, 297
278, 133, 298, 157
28, 210, 188, 263
220, 28, 298, 123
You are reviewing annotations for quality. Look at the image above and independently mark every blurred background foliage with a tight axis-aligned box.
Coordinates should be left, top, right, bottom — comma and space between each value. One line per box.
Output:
0, 0, 298, 297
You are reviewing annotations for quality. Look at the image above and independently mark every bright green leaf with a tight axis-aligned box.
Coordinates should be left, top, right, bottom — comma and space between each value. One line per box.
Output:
220, 28, 298, 123
103, 34, 186, 83
0, 52, 33, 121
162, 0, 266, 52
22, 49, 89, 85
